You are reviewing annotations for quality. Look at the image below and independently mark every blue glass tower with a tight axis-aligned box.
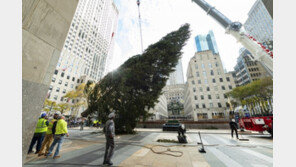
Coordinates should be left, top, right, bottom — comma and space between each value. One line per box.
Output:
195, 30, 219, 54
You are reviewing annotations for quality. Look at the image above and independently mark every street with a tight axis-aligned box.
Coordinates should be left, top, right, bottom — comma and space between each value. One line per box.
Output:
24, 128, 273, 167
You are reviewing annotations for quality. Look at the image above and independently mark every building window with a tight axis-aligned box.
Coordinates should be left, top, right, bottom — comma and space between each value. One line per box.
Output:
215, 62, 219, 67
212, 78, 216, 83
54, 95, 58, 100
199, 87, 203, 92
216, 94, 220, 99
58, 80, 62, 84
54, 70, 58, 75
72, 99, 75, 103
81, 79, 84, 83
195, 64, 198, 69
60, 97, 64, 101
214, 86, 218, 91
218, 103, 222, 108
205, 79, 208, 84
196, 72, 200, 77
219, 78, 223, 82
67, 76, 70, 79
201, 95, 204, 100
49, 86, 53, 90
77, 79, 80, 83
209, 63, 212, 68
194, 96, 198, 100
196, 104, 199, 109
203, 71, 207, 77
65, 82, 68, 86
202, 104, 206, 108
72, 77, 75, 81
226, 77, 230, 82
217, 70, 221, 75
71, 84, 74, 88
198, 80, 201, 84
202, 63, 205, 69
193, 88, 196, 92
210, 103, 213, 108
210, 70, 214, 76
56, 87, 60, 92
192, 80, 195, 85
62, 89, 66, 93
207, 87, 210, 91
229, 85, 233, 89
222, 86, 225, 90
61, 72, 64, 77
208, 95, 212, 99
52, 77, 56, 83
224, 94, 228, 99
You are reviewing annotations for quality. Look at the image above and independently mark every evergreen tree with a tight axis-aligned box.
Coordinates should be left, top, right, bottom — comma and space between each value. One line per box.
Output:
82, 24, 191, 133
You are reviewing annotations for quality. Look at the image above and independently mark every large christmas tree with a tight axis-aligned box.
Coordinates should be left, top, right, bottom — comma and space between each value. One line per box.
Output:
82, 24, 191, 133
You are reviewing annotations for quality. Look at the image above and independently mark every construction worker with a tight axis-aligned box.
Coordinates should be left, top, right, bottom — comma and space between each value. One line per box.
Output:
28, 113, 49, 154
38, 112, 60, 156
229, 119, 239, 139
103, 112, 116, 166
46, 115, 69, 159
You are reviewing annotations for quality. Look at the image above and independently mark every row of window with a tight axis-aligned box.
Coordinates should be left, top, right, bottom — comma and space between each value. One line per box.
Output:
54, 70, 84, 84
195, 102, 227, 109
192, 77, 231, 85
250, 73, 261, 77
194, 62, 219, 70
194, 93, 228, 101
193, 85, 232, 93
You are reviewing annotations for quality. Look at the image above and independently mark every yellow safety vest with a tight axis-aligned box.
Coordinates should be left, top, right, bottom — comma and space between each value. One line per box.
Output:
46, 119, 57, 135
35, 118, 48, 133
55, 119, 68, 135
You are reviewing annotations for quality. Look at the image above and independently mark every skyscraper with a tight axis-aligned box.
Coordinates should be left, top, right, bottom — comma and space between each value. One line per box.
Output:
244, 0, 273, 44
194, 30, 219, 54
47, 0, 118, 106
167, 59, 185, 85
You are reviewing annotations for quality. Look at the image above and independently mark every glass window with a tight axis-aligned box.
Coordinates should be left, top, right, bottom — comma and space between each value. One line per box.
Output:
207, 87, 210, 91
196, 72, 200, 77
195, 64, 198, 69
220, 78, 223, 82
71, 84, 74, 88
217, 70, 221, 75
202, 63, 205, 69
216, 94, 220, 99
192, 80, 195, 84
224, 94, 228, 98
193, 88, 196, 92
210, 103, 213, 108
226, 77, 230, 82
218, 103, 222, 108
62, 89, 66, 93
229, 85, 233, 89
67, 76, 70, 79
54, 95, 58, 100
201, 95, 204, 100
56, 87, 60, 92
194, 96, 198, 100
77, 79, 80, 83
52, 77, 56, 83
65, 82, 68, 86
222, 86, 225, 90
205, 79, 208, 84
210, 70, 214, 76
198, 80, 201, 84
58, 80, 62, 84
60, 97, 64, 101
199, 87, 203, 92
215, 62, 219, 67
209, 63, 212, 68
54, 70, 58, 75
61, 72, 64, 77
202, 104, 206, 108
72, 77, 75, 81
203, 71, 207, 77
196, 104, 199, 109
214, 86, 218, 91
49, 86, 53, 90
212, 78, 216, 83
208, 95, 212, 99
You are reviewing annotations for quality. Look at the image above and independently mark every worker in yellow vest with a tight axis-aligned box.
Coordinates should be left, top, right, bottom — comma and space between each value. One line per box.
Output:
46, 115, 69, 159
28, 113, 49, 154
38, 112, 60, 156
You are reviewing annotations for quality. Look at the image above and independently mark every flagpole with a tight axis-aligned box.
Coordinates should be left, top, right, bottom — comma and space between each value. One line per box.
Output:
137, 0, 144, 54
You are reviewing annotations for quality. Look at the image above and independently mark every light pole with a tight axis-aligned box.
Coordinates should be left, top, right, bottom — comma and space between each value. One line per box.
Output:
137, 0, 144, 53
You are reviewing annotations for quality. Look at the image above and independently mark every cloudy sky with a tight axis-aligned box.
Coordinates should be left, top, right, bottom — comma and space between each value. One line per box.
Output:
110, 0, 256, 81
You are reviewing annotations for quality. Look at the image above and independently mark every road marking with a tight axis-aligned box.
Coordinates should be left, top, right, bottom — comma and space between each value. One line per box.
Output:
202, 138, 243, 167
134, 148, 150, 157
209, 134, 236, 145
240, 148, 273, 163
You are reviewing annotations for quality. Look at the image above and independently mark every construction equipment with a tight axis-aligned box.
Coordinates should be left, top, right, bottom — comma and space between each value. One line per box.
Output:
191, 0, 273, 76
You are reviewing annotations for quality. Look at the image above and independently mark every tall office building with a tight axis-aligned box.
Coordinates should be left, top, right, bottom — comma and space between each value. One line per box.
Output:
194, 30, 219, 54
244, 0, 273, 45
184, 50, 236, 121
167, 59, 185, 85
47, 0, 118, 108
234, 48, 271, 86
262, 0, 273, 19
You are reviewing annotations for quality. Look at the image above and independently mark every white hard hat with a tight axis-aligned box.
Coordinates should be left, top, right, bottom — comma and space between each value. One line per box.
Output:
232, 119, 235, 122
108, 112, 115, 118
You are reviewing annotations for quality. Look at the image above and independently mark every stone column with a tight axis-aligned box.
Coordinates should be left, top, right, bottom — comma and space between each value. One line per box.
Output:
22, 0, 78, 164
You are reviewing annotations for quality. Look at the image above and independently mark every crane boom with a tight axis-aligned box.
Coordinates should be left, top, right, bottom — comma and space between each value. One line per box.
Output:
191, 0, 273, 75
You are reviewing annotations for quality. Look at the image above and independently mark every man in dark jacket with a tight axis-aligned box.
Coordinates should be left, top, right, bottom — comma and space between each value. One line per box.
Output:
229, 119, 239, 139
103, 112, 115, 166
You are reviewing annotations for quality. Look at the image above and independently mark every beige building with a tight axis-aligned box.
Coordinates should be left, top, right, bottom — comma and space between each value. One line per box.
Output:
184, 50, 236, 121
163, 84, 185, 116
148, 94, 168, 120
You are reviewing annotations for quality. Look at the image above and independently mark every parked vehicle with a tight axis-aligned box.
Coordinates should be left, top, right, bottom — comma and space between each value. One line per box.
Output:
162, 120, 185, 131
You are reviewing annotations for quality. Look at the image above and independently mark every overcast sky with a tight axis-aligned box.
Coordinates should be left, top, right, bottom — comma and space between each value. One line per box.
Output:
110, 0, 256, 81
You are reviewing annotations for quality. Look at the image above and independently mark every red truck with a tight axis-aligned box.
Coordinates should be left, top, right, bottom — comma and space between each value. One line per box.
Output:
239, 116, 273, 137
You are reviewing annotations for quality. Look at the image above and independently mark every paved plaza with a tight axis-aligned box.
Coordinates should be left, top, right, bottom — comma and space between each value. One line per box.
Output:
24, 128, 273, 167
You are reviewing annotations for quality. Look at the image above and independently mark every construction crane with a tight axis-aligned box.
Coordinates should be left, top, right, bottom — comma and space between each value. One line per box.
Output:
192, 0, 273, 75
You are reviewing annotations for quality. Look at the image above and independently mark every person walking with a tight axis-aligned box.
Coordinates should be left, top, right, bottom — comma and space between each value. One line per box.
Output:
80, 119, 84, 131
103, 112, 116, 166
38, 112, 60, 156
28, 113, 49, 154
46, 115, 69, 159
229, 119, 239, 139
